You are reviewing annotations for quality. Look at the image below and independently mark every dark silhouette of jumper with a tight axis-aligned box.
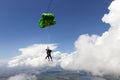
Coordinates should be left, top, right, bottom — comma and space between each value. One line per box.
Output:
45, 47, 52, 61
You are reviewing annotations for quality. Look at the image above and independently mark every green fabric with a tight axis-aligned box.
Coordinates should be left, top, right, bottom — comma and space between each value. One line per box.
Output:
38, 13, 56, 28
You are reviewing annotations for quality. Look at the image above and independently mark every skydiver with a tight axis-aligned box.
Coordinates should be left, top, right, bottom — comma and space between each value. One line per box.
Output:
45, 47, 52, 61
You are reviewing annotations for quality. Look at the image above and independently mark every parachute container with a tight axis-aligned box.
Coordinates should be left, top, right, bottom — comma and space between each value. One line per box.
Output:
39, 13, 56, 28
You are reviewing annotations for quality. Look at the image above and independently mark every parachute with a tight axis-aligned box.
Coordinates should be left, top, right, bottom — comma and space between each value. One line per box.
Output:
38, 0, 56, 28
38, 13, 56, 28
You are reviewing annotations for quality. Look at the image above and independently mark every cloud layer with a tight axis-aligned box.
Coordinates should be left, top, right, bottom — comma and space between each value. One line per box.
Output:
8, 44, 59, 68
8, 73, 37, 80
61, 0, 120, 75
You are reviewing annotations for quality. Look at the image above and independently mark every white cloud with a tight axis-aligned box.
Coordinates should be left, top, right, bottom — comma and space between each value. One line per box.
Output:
102, 0, 120, 27
60, 0, 120, 75
8, 44, 63, 68
7, 73, 37, 80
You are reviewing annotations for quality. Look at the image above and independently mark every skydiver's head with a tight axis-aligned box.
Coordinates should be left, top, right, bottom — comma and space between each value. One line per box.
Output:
47, 46, 50, 49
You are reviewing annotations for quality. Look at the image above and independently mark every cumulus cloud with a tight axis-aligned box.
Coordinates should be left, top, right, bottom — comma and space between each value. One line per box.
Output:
8, 44, 61, 68
8, 0, 120, 76
61, 0, 120, 75
7, 73, 37, 80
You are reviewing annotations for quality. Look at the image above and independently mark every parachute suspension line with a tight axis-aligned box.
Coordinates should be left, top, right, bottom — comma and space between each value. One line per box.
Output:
45, 27, 51, 44
46, 0, 53, 13
45, 0, 53, 44
49, 0, 58, 13
47, 28, 50, 43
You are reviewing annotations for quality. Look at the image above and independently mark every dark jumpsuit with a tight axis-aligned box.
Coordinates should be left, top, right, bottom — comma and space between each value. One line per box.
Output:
45, 49, 52, 61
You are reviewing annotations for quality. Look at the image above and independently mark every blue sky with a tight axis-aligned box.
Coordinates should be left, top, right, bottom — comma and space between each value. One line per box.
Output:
0, 0, 112, 58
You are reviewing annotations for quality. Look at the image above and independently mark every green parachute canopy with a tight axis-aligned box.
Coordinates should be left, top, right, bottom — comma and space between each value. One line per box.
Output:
38, 13, 56, 28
